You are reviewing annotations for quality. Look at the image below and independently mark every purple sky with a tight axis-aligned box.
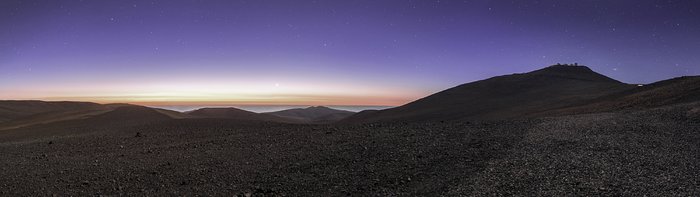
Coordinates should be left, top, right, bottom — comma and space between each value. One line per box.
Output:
2, 0, 700, 106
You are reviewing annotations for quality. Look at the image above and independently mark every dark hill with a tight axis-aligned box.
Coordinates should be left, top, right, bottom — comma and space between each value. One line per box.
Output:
187, 107, 295, 123
90, 105, 173, 123
341, 65, 635, 123
0, 108, 111, 131
0, 104, 191, 131
264, 106, 355, 124
543, 76, 700, 115
0, 101, 103, 123
0, 105, 178, 140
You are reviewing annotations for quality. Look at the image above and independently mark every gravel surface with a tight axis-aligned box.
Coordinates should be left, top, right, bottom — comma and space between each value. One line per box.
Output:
0, 105, 699, 196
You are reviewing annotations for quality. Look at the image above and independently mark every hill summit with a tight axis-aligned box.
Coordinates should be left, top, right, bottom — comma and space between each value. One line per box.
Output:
265, 106, 355, 124
341, 64, 635, 123
529, 64, 623, 83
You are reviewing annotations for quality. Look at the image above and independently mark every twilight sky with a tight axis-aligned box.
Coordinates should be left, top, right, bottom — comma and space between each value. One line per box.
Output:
1, 0, 700, 106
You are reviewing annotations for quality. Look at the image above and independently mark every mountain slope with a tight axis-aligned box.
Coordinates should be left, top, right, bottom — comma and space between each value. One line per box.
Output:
0, 105, 180, 140
0, 101, 103, 123
341, 65, 635, 123
0, 108, 111, 131
187, 107, 295, 123
0, 103, 190, 131
265, 106, 355, 123
543, 76, 700, 115
90, 105, 174, 123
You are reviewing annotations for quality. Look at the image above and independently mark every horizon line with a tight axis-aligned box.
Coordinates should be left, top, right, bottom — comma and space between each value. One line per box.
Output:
0, 99, 399, 107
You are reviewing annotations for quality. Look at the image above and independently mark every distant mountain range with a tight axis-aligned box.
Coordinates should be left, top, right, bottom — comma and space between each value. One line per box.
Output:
186, 107, 294, 122
263, 106, 354, 124
0, 102, 356, 132
1, 64, 699, 133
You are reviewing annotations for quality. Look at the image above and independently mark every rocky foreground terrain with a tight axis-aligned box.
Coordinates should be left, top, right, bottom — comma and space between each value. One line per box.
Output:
0, 103, 698, 196
1, 65, 698, 195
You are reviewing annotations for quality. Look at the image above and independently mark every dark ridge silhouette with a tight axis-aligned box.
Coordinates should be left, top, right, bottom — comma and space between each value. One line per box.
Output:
186, 107, 296, 123
0, 103, 191, 131
0, 108, 111, 131
90, 105, 173, 122
0, 100, 103, 123
0, 105, 190, 142
542, 76, 700, 115
341, 65, 635, 123
153, 108, 197, 119
264, 106, 355, 124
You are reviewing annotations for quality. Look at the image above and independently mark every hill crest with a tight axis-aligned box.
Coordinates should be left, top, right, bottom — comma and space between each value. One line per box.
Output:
265, 106, 355, 124
341, 65, 635, 123
187, 107, 295, 123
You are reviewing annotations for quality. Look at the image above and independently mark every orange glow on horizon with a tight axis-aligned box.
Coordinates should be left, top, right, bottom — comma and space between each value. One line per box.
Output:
13, 93, 416, 107
1, 77, 429, 107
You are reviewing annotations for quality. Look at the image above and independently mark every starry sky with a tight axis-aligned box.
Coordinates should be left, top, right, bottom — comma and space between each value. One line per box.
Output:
2, 0, 700, 106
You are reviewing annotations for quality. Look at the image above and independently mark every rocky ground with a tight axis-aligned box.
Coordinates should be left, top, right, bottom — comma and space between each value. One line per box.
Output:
0, 105, 699, 196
